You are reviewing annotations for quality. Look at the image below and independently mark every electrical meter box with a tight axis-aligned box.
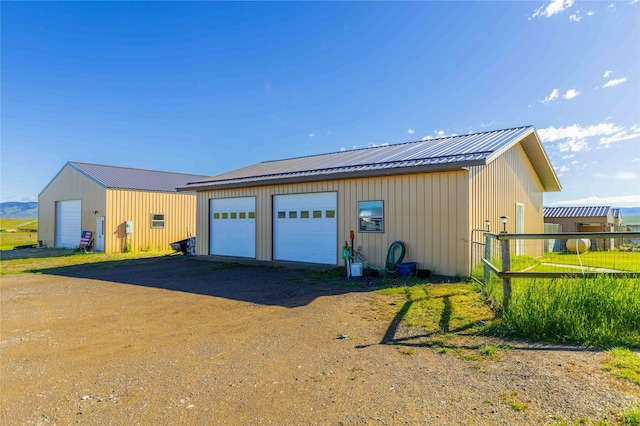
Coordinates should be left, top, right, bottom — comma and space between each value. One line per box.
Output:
125, 220, 134, 234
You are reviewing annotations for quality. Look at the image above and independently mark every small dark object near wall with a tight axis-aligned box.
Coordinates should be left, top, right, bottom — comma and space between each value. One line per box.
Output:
416, 269, 431, 279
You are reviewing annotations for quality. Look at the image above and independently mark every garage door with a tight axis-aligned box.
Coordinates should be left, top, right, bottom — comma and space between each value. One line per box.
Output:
56, 200, 82, 248
210, 197, 256, 258
273, 192, 337, 264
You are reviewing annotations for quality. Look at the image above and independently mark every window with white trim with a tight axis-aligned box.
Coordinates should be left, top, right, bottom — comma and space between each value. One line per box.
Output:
151, 214, 165, 229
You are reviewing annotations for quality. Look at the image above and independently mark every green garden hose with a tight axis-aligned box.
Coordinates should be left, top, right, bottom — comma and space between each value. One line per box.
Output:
386, 241, 406, 273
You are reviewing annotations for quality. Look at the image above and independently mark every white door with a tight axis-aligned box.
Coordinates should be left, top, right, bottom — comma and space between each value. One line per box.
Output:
210, 197, 256, 258
273, 192, 337, 264
56, 200, 82, 248
515, 203, 524, 256
95, 216, 105, 252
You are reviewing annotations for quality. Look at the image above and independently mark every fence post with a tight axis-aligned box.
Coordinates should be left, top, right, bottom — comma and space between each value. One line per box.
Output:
500, 237, 512, 312
483, 233, 492, 284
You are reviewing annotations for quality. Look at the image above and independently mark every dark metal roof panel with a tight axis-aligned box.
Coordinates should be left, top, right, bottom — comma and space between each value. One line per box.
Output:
69, 162, 209, 192
185, 126, 534, 189
543, 206, 612, 218
611, 208, 621, 218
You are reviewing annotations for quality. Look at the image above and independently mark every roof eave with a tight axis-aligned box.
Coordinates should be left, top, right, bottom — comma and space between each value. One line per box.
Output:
177, 160, 485, 192
486, 128, 562, 192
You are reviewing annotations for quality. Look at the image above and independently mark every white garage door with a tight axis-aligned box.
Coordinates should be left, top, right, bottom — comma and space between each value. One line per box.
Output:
56, 200, 82, 248
273, 192, 337, 264
210, 197, 256, 258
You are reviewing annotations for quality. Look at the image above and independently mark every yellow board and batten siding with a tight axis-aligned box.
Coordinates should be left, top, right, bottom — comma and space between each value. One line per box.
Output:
105, 189, 196, 253
469, 143, 545, 258
38, 165, 107, 249
195, 170, 471, 277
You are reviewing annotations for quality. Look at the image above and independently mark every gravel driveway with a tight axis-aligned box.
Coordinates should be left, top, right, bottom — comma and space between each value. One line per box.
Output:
1, 256, 637, 425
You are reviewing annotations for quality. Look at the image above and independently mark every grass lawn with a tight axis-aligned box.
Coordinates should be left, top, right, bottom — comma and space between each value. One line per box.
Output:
0, 249, 172, 274
0, 218, 38, 250
543, 251, 640, 272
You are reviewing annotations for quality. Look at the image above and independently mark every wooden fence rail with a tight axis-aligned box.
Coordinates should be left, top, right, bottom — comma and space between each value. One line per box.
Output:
480, 231, 640, 312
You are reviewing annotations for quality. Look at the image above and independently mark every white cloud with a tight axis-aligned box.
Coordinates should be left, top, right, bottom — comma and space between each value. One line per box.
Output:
557, 165, 570, 173
541, 88, 560, 103
481, 121, 496, 128
598, 125, 640, 147
340, 147, 346, 151
562, 154, 575, 159
586, 10, 594, 15
531, 0, 575, 18
539, 123, 640, 152
593, 171, 639, 180
367, 142, 389, 148
563, 89, 579, 99
608, 3, 615, 10
632, 0, 639, 5
435, 130, 445, 137
407, 128, 415, 135
550, 195, 640, 206
537, 123, 624, 143
421, 136, 433, 141
631, 157, 640, 162
603, 70, 612, 78
602, 77, 627, 88
309, 133, 315, 138
569, 13, 581, 22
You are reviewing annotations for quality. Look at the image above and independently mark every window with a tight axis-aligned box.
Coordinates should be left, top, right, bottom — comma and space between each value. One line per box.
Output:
289, 211, 297, 219
358, 201, 384, 232
301, 210, 310, 219
151, 214, 165, 229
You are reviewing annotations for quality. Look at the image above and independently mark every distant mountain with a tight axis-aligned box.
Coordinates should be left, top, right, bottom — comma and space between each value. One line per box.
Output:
0, 202, 38, 219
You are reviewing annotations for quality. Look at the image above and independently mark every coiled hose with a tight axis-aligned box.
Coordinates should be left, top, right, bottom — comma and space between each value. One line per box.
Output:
385, 241, 406, 273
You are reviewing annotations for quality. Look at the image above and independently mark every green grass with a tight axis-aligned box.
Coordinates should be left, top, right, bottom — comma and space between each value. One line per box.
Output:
0, 249, 172, 275
602, 347, 640, 386
0, 218, 38, 250
377, 282, 494, 335
543, 251, 640, 272
0, 218, 38, 230
486, 275, 640, 347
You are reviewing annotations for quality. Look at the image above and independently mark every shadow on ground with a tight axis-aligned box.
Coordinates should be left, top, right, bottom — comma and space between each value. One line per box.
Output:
31, 255, 381, 308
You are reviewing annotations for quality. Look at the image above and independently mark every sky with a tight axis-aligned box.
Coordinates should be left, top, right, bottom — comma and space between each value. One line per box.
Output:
1, 1, 639, 207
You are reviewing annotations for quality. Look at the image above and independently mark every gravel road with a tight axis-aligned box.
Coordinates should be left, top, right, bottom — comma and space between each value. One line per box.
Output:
1, 256, 637, 425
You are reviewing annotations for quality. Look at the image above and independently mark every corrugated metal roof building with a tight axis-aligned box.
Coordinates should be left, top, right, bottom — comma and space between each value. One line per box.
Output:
543, 205, 615, 250
180, 125, 561, 276
38, 162, 208, 252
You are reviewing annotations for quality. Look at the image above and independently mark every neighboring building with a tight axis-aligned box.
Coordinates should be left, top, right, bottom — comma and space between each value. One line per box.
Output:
611, 208, 622, 226
543, 206, 615, 250
179, 126, 561, 276
38, 162, 208, 253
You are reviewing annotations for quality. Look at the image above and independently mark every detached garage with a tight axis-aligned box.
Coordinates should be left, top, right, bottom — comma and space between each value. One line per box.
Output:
38, 162, 208, 253
179, 126, 561, 276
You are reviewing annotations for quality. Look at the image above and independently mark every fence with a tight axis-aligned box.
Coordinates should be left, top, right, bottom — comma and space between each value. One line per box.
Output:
471, 231, 640, 311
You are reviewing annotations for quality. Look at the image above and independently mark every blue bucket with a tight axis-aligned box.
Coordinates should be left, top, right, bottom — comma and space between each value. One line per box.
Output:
397, 262, 417, 277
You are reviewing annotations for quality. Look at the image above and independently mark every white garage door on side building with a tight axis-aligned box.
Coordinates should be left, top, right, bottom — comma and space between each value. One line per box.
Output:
273, 192, 337, 264
56, 199, 82, 248
210, 197, 256, 258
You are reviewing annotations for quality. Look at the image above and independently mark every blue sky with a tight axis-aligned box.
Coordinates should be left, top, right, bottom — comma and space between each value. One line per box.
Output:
2, 1, 639, 207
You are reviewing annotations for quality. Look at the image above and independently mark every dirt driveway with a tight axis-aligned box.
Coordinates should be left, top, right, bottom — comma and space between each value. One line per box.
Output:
1, 256, 637, 425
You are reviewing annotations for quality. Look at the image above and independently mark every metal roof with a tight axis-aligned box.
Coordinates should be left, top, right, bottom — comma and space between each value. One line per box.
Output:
543, 206, 612, 218
611, 208, 621, 218
67, 162, 209, 192
181, 125, 561, 192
